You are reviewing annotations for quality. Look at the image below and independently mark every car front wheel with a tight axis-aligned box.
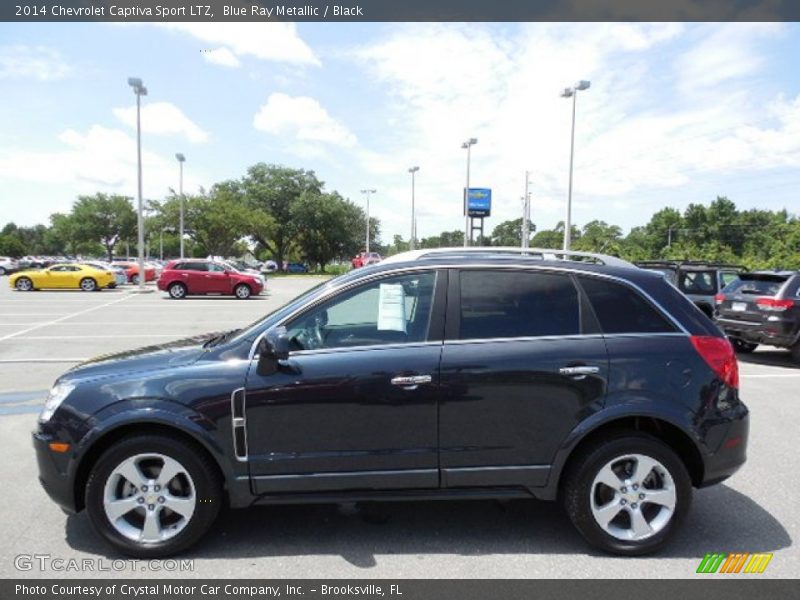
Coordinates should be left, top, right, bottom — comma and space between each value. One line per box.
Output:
15, 277, 33, 291
85, 434, 221, 558
562, 433, 691, 555
234, 284, 251, 300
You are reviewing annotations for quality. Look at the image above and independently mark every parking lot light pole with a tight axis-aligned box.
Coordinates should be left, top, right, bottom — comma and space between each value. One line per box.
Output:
360, 189, 376, 254
408, 167, 419, 250
522, 170, 532, 249
462, 138, 477, 247
560, 80, 590, 252
128, 77, 147, 291
176, 153, 185, 259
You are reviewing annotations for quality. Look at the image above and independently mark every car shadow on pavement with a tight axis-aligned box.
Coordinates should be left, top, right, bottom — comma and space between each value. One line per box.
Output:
64, 483, 791, 567
737, 350, 797, 369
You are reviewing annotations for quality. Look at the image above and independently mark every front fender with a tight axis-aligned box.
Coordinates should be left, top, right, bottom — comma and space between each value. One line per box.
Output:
67, 398, 244, 510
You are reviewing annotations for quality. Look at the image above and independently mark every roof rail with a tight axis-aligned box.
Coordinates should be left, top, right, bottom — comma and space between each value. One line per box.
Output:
381, 247, 635, 268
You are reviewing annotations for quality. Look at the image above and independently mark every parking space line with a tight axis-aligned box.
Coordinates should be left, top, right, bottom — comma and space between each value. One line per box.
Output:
0, 293, 133, 342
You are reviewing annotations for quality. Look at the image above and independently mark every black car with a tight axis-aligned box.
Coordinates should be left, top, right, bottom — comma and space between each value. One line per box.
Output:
714, 270, 800, 361
635, 261, 743, 317
33, 248, 748, 557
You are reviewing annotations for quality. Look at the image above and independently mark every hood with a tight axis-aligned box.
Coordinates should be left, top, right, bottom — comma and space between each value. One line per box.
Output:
60, 331, 224, 384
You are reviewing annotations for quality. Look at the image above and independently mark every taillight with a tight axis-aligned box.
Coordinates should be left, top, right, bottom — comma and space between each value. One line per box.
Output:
690, 335, 739, 389
755, 297, 793, 312
714, 293, 725, 304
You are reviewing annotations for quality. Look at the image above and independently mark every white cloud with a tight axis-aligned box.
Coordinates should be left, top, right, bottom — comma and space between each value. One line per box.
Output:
113, 101, 209, 143
253, 93, 357, 147
201, 47, 241, 68
351, 23, 800, 239
675, 23, 783, 93
0, 125, 197, 198
0, 45, 70, 81
155, 22, 320, 66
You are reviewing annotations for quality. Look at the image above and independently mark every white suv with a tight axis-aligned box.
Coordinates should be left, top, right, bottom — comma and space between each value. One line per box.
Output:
0, 257, 18, 276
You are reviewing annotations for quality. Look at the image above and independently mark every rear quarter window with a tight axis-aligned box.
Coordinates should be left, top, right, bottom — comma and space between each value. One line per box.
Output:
579, 276, 677, 334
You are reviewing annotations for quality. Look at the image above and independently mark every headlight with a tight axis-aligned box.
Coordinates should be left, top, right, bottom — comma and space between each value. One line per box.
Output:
40, 382, 74, 423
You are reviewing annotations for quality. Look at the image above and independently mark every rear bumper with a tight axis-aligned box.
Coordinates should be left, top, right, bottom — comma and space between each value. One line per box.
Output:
33, 431, 77, 514
716, 317, 797, 348
698, 404, 749, 488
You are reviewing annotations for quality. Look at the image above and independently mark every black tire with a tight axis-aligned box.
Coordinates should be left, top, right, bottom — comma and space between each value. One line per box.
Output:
0, 267, 6, 276
85, 434, 222, 558
731, 338, 757, 354
791, 342, 800, 365
79, 277, 97, 292
234, 283, 251, 300
562, 432, 692, 556
168, 282, 187, 299
130, 274, 140, 285
15, 277, 33, 291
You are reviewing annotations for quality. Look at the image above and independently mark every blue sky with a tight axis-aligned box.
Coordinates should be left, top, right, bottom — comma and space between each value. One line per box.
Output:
1, 22, 798, 243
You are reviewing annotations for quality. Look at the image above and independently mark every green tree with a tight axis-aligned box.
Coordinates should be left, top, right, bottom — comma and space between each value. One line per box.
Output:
70, 193, 136, 261
290, 192, 366, 270
0, 234, 26, 257
183, 187, 253, 258
490, 218, 535, 247
241, 164, 323, 266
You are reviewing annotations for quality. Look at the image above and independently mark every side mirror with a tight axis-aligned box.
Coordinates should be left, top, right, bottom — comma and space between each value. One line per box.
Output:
257, 326, 289, 375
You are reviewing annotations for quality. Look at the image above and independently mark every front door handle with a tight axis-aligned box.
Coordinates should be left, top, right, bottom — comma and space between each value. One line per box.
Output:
391, 375, 432, 389
559, 366, 600, 379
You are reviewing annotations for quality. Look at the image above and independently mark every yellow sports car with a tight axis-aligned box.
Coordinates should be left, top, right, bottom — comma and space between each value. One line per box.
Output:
9, 263, 116, 292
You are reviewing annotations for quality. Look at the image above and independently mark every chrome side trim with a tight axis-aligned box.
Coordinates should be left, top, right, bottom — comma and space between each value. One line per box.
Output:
230, 387, 248, 462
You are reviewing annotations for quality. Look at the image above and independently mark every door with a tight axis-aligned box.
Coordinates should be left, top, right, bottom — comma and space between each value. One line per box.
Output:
180, 261, 209, 293
244, 269, 445, 494
205, 263, 232, 294
439, 269, 609, 489
45, 265, 76, 288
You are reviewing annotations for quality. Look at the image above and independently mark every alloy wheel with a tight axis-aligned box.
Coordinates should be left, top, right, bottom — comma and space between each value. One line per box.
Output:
103, 453, 196, 544
589, 453, 676, 541
16, 278, 32, 291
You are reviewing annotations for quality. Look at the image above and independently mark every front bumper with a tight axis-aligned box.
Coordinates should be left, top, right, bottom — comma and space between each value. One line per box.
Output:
33, 431, 77, 514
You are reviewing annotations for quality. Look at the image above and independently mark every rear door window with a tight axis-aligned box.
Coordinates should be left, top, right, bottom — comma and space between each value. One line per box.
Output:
458, 270, 580, 340
579, 276, 677, 334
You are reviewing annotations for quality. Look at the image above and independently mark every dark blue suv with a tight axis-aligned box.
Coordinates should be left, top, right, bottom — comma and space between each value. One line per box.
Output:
33, 248, 748, 557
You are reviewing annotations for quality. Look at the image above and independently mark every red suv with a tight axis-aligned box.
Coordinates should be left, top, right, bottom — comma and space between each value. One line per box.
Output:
157, 260, 264, 299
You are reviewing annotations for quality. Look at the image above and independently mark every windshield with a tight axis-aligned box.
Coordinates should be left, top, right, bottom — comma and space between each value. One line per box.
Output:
226, 276, 343, 343
722, 275, 787, 297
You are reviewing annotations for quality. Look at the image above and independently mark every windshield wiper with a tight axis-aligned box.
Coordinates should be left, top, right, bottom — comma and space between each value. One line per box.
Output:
202, 328, 241, 348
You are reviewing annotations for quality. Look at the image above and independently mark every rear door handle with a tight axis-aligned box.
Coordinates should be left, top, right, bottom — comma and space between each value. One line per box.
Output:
391, 375, 432, 389
559, 366, 600, 379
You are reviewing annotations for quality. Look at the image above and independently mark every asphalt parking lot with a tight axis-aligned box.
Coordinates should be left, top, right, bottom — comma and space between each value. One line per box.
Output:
0, 277, 797, 578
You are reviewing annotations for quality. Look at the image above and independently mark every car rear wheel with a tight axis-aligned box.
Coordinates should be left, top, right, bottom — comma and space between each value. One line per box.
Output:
0, 267, 6, 276
85, 434, 221, 558
731, 338, 757, 353
15, 277, 33, 291
168, 283, 187, 299
562, 433, 691, 555
234, 284, 251, 300
791, 342, 800, 365
130, 274, 140, 285
80, 277, 97, 292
